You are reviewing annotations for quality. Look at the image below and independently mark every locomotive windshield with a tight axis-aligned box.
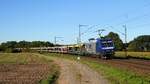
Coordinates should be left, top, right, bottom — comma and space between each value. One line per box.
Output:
101, 41, 113, 47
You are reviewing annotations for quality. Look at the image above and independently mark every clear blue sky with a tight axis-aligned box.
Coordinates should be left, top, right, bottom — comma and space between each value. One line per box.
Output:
0, 0, 150, 44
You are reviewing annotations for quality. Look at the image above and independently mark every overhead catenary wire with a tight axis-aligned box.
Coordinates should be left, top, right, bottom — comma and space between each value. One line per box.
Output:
103, 1, 150, 30
76, 1, 150, 44
81, 24, 100, 35
105, 26, 125, 35
105, 12, 150, 35
103, 1, 150, 26
83, 2, 150, 38
129, 22, 150, 29
113, 13, 150, 27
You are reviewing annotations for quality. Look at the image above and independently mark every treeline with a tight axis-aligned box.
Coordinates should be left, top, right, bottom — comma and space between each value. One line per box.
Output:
0, 41, 54, 53
128, 35, 150, 51
105, 32, 150, 52
0, 32, 149, 53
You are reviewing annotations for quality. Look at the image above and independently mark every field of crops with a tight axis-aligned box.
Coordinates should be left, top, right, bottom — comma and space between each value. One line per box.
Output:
115, 51, 150, 59
0, 53, 59, 84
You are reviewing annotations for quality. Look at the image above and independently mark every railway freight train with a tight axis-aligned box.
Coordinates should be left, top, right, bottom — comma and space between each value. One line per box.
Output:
27, 37, 115, 59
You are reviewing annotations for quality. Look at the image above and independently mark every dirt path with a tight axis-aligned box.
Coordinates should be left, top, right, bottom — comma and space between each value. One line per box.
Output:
53, 58, 108, 84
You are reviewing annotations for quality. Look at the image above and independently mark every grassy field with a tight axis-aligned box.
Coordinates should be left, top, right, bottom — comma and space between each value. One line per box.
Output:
115, 51, 150, 59
0, 53, 59, 84
0, 53, 48, 64
43, 53, 150, 84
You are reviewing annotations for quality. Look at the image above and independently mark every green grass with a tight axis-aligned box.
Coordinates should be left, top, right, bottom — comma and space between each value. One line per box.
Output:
0, 53, 27, 64
0, 53, 50, 64
115, 51, 150, 59
43, 53, 150, 84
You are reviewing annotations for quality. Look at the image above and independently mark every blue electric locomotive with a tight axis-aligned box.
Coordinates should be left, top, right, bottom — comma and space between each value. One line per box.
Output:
84, 38, 115, 59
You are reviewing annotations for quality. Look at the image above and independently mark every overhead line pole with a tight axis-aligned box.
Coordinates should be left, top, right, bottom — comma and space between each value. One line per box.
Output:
123, 25, 127, 57
79, 24, 81, 44
54, 36, 56, 44
54, 36, 63, 45
78, 24, 88, 44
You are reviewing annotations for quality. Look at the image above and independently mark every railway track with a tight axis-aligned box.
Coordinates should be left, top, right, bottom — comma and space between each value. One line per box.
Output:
110, 59, 150, 70
106, 59, 150, 75
123, 59, 150, 66
103, 59, 150, 77
84, 56, 150, 76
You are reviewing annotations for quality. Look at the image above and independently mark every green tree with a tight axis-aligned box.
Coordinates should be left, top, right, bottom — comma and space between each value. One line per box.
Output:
105, 32, 124, 51
16, 41, 31, 48
30, 41, 54, 47
0, 41, 54, 52
128, 35, 150, 51
0, 41, 17, 52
